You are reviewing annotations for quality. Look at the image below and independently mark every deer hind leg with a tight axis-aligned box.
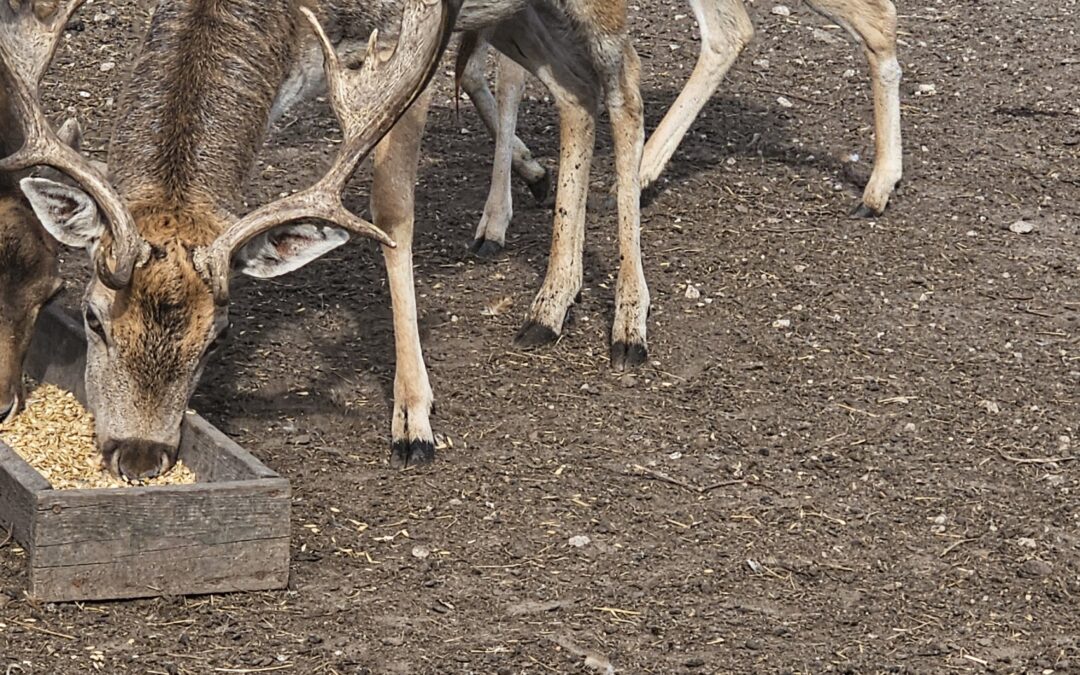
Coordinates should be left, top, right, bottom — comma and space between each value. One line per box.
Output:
470, 51, 529, 258
604, 44, 650, 370
371, 90, 436, 468
487, 23, 600, 348
514, 80, 596, 347
640, 0, 754, 189
805, 0, 902, 217
459, 37, 550, 204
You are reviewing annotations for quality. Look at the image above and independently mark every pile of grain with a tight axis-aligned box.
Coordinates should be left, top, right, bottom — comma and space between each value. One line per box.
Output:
0, 382, 196, 489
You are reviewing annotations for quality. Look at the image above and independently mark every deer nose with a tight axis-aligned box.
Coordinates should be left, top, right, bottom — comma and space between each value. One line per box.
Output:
102, 439, 176, 482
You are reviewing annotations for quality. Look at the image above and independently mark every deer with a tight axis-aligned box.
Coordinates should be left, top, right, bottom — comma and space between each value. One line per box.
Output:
0, 0, 89, 423
3, 0, 458, 479
5, 0, 653, 476
458, 0, 903, 257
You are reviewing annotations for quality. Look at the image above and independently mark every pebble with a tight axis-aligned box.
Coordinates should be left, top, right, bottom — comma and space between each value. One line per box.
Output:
771, 5, 791, 16
1018, 559, 1053, 578
568, 535, 591, 548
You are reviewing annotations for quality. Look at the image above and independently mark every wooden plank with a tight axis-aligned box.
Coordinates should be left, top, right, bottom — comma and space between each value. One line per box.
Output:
180, 413, 279, 482
0, 442, 49, 547
32, 479, 290, 567
29, 537, 290, 602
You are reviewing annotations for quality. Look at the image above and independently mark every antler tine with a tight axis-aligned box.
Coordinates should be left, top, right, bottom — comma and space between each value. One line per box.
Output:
197, 0, 460, 304
0, 0, 147, 289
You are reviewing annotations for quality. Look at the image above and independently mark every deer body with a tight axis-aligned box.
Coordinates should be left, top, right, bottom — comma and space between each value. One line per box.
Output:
463, 0, 902, 255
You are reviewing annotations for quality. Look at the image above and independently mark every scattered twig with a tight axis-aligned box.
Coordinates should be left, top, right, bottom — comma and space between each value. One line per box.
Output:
998, 449, 1077, 465
212, 667, 292, 674
940, 537, 980, 557
631, 464, 747, 494
631, 464, 700, 492
0, 525, 12, 549
16, 621, 76, 641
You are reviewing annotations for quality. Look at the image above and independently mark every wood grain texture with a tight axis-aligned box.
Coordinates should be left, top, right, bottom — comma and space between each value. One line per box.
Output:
181, 413, 279, 482
0, 442, 48, 545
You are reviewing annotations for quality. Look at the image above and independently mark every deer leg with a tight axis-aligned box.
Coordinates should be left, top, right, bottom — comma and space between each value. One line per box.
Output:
806, 0, 902, 217
460, 40, 550, 202
514, 82, 595, 347
371, 90, 436, 469
470, 51, 528, 258
640, 0, 754, 189
604, 44, 650, 370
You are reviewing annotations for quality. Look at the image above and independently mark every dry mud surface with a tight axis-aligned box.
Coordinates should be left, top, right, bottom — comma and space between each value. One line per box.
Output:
2, 0, 1079, 672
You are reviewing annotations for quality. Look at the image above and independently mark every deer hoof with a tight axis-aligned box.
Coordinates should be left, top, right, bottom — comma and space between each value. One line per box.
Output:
849, 201, 883, 219
610, 340, 648, 372
469, 238, 504, 259
527, 169, 552, 204
391, 438, 436, 469
515, 321, 559, 349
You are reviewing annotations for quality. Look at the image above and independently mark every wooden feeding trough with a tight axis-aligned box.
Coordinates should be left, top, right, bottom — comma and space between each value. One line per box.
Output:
0, 305, 290, 602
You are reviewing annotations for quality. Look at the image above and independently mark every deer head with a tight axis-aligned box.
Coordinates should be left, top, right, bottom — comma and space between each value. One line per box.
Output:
5, 0, 459, 479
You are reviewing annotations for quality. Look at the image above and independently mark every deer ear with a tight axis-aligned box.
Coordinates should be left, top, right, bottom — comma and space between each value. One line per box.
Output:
233, 224, 350, 278
19, 177, 104, 251
56, 118, 83, 151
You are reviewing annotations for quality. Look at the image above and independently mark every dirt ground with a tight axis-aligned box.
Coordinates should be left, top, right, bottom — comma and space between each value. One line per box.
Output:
3, 0, 1079, 672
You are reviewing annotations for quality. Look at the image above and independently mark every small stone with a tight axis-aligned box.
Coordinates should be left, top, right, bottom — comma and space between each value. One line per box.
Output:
411, 545, 431, 560
915, 83, 937, 96
568, 535, 591, 548
771, 5, 791, 16
776, 96, 794, 108
99, 61, 116, 72
620, 374, 637, 388
1018, 559, 1052, 578
684, 284, 701, 300
1016, 537, 1037, 549
772, 318, 791, 329
1009, 220, 1036, 234
292, 433, 312, 445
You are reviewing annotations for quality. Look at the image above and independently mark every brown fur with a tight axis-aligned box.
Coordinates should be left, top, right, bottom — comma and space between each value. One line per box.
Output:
109, 0, 302, 213
0, 66, 60, 413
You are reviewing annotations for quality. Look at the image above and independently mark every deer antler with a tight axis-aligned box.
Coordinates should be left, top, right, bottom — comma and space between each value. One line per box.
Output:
194, 0, 461, 304
0, 0, 148, 289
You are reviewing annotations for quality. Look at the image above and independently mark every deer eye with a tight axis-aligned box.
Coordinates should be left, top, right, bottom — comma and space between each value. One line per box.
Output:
84, 306, 106, 341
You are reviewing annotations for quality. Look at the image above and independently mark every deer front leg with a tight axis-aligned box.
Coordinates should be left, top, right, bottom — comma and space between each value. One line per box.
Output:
606, 45, 650, 370
515, 89, 595, 348
640, 0, 754, 189
807, 0, 902, 217
470, 51, 528, 258
372, 91, 436, 468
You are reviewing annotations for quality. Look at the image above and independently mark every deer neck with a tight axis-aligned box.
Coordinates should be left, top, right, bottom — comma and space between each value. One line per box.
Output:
108, 0, 302, 217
